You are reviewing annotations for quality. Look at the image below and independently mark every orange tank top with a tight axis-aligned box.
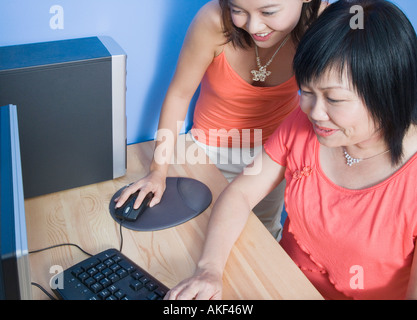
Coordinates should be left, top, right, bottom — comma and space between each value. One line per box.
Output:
191, 51, 300, 148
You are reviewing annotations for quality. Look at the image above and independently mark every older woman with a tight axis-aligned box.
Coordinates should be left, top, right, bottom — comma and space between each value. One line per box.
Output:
166, 0, 417, 300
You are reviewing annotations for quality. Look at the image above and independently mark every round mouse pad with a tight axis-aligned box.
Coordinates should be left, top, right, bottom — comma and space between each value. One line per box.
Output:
109, 177, 212, 231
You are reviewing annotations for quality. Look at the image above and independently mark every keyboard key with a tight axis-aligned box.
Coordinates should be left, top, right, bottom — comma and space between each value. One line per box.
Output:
87, 267, 99, 277
110, 264, 121, 273
116, 268, 128, 279
108, 284, 118, 294
129, 280, 143, 292
140, 277, 150, 284
82, 258, 100, 270
96, 263, 106, 271
131, 271, 144, 280
84, 277, 96, 287
91, 283, 103, 294
146, 292, 160, 300
114, 290, 126, 300
97, 251, 115, 261
145, 282, 157, 291
71, 266, 84, 277
99, 278, 112, 288
98, 289, 111, 300
104, 258, 115, 267
119, 260, 136, 274
102, 268, 112, 277
93, 272, 104, 282
78, 272, 89, 282
108, 273, 120, 284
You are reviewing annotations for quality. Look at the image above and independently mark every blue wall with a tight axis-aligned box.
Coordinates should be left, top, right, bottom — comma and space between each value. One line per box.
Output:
0, 0, 416, 145
391, 0, 417, 24
0, 0, 210, 145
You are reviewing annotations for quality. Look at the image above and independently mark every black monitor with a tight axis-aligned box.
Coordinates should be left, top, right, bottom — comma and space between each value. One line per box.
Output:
0, 104, 32, 300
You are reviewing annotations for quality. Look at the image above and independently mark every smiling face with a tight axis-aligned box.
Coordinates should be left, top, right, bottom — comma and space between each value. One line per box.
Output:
228, 0, 308, 48
300, 68, 382, 149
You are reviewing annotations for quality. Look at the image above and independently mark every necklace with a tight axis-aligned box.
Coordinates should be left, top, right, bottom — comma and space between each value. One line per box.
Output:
342, 147, 390, 167
251, 34, 290, 82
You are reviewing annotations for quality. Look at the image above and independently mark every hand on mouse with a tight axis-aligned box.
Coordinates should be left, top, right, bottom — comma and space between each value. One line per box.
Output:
115, 170, 166, 209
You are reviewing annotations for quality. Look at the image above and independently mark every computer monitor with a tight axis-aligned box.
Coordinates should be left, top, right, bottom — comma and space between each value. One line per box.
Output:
0, 104, 32, 300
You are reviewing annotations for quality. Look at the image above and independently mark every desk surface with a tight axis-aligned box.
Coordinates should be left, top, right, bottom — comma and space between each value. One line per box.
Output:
25, 136, 323, 300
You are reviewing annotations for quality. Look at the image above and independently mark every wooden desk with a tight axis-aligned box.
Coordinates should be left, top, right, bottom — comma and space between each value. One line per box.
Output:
25, 136, 323, 300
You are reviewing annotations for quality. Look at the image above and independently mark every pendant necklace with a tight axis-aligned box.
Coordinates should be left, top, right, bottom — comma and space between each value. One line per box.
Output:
343, 147, 390, 167
251, 34, 290, 82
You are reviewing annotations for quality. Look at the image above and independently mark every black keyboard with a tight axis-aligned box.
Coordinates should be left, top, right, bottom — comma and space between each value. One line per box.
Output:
53, 248, 169, 300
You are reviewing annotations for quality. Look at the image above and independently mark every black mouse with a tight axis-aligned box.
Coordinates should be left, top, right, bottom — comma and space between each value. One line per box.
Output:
114, 191, 153, 222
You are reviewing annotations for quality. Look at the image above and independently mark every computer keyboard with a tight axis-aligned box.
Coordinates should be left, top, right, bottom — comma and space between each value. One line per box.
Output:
52, 248, 169, 300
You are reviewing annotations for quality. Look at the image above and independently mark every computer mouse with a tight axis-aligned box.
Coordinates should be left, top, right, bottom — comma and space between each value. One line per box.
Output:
114, 191, 153, 222
109, 177, 212, 231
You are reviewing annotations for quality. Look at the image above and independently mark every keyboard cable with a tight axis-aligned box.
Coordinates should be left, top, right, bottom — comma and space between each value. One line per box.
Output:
29, 218, 126, 299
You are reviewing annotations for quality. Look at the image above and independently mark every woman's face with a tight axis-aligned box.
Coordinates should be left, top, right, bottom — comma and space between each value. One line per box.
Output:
228, 0, 308, 48
299, 68, 381, 149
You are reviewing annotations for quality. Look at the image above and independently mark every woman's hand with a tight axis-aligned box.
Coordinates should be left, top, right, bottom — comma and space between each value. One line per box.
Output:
164, 267, 223, 300
115, 170, 166, 209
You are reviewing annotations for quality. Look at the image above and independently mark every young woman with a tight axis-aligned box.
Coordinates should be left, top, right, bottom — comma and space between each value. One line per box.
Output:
165, 0, 417, 300
115, 0, 324, 240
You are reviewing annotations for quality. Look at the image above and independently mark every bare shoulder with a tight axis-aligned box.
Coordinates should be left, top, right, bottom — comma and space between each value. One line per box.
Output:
185, 0, 225, 55
191, 0, 224, 38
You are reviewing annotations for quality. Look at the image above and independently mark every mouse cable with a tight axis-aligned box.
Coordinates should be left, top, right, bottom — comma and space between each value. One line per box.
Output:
118, 218, 125, 253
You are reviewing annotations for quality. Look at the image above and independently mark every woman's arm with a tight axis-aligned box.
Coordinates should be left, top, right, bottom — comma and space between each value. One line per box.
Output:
165, 149, 286, 300
116, 1, 224, 208
152, 1, 223, 175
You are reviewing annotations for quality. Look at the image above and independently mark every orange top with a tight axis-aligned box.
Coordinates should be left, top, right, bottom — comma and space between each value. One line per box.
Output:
264, 108, 417, 300
191, 51, 300, 148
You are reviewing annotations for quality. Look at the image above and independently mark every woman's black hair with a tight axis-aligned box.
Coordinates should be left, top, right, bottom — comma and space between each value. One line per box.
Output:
219, 0, 324, 48
293, 0, 417, 165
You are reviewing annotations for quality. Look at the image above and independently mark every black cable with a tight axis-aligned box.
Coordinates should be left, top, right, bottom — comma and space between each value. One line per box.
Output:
31, 282, 57, 300
119, 219, 124, 253
29, 219, 126, 299
29, 243, 93, 300
29, 243, 93, 257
